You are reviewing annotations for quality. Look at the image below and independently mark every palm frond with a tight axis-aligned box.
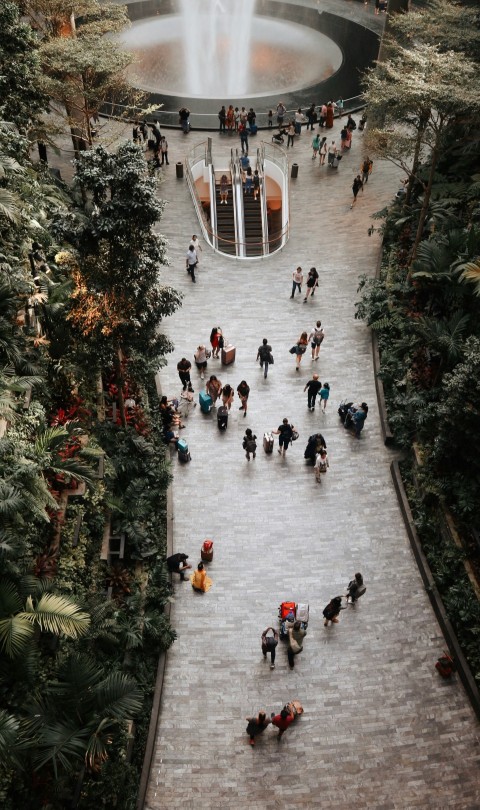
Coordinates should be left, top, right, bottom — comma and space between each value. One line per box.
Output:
21, 593, 90, 638
0, 615, 35, 658
95, 671, 143, 719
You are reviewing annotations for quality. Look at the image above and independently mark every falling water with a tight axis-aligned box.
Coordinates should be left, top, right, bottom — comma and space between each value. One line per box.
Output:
180, 0, 256, 97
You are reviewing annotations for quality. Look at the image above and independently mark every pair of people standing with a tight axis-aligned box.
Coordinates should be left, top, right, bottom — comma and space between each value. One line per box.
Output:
290, 267, 318, 302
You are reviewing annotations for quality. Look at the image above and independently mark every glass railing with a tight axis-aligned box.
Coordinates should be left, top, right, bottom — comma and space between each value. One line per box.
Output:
101, 96, 365, 130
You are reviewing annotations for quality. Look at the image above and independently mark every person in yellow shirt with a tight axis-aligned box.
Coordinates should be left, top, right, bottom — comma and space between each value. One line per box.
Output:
190, 562, 212, 592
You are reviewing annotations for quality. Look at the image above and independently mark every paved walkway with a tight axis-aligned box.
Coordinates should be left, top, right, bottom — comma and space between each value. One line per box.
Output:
142, 118, 480, 809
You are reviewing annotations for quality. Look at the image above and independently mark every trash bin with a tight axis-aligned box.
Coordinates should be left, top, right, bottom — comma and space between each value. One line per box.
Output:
291, 163, 298, 179
176, 161, 184, 179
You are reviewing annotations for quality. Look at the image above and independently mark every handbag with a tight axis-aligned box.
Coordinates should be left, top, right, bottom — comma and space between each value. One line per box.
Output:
291, 429, 299, 441
205, 350, 212, 359
268, 353, 274, 364
289, 346, 297, 354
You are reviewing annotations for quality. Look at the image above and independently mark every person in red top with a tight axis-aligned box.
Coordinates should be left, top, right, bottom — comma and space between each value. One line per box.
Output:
271, 708, 294, 738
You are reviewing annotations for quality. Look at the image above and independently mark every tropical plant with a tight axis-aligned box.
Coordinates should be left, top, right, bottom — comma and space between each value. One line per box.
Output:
24, 652, 142, 776
0, 576, 90, 659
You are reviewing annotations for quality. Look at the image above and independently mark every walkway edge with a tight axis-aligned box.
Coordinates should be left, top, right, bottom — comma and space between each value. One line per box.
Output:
136, 482, 174, 810
372, 332, 394, 446
390, 459, 480, 721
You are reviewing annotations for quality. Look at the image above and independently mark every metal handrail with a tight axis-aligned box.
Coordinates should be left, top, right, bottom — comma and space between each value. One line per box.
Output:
101, 96, 365, 129
185, 140, 290, 258
256, 147, 269, 255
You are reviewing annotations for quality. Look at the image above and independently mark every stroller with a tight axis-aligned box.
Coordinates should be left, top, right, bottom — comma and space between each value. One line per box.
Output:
272, 128, 287, 144
338, 400, 368, 435
278, 601, 309, 640
304, 432, 327, 463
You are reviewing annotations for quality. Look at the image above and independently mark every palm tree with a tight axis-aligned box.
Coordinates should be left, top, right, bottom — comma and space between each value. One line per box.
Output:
24, 652, 142, 777
0, 576, 90, 659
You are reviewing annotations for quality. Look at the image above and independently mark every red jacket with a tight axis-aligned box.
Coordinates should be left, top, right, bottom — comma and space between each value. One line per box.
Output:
271, 713, 294, 732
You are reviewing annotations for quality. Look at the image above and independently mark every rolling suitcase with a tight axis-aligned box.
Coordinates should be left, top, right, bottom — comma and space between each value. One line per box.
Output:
263, 432, 274, 453
177, 438, 191, 462
199, 390, 213, 414
217, 406, 228, 430
201, 539, 214, 562
221, 345, 236, 365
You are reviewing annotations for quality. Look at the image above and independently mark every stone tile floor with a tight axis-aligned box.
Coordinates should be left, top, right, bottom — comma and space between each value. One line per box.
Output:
44, 96, 480, 808
141, 120, 480, 809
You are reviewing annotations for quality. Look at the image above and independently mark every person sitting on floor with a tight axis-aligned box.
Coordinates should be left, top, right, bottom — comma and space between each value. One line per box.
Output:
190, 561, 213, 592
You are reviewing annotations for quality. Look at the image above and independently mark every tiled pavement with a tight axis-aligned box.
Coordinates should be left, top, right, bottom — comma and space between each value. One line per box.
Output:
140, 119, 480, 810
44, 91, 480, 806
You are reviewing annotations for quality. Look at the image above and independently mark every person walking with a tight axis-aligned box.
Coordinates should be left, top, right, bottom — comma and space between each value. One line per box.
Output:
312, 132, 320, 159
361, 157, 373, 184
346, 572, 366, 603
304, 267, 319, 302
237, 380, 250, 416
290, 266, 303, 298
221, 383, 234, 410
273, 418, 295, 455
191, 234, 202, 263
314, 447, 329, 482
292, 332, 308, 369
286, 121, 295, 148
271, 708, 295, 739
190, 561, 213, 592
185, 243, 198, 282
320, 382, 330, 411
304, 373, 322, 411
166, 553, 191, 581
246, 711, 271, 746
287, 620, 306, 669
194, 345, 208, 380
159, 136, 169, 165
206, 374, 222, 405
323, 596, 345, 626
319, 136, 327, 166
351, 175, 364, 208
239, 123, 249, 155
327, 141, 337, 167
261, 627, 279, 669
256, 338, 273, 378
308, 321, 325, 360
242, 428, 257, 460
177, 357, 192, 390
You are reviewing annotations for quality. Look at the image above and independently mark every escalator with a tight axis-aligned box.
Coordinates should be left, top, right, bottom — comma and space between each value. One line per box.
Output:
243, 187, 264, 257
215, 176, 236, 256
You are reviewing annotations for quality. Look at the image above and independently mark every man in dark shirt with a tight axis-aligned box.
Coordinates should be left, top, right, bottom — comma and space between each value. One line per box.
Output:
177, 358, 192, 390
256, 338, 273, 379
304, 373, 322, 411
166, 553, 191, 580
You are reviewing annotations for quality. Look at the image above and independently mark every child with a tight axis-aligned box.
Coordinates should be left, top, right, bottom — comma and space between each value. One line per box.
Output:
320, 382, 330, 412
312, 133, 320, 160
314, 448, 329, 482
267, 109, 273, 128
243, 428, 257, 460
